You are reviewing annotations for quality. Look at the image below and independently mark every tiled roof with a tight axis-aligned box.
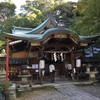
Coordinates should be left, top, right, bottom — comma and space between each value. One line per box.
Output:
81, 57, 100, 63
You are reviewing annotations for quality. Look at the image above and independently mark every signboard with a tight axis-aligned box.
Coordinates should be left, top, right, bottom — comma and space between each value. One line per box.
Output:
32, 64, 38, 69
68, 64, 72, 70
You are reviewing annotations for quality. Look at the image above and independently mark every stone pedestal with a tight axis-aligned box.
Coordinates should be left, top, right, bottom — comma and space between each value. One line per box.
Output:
86, 67, 90, 72
85, 71, 99, 81
85, 65, 99, 81
18, 74, 31, 83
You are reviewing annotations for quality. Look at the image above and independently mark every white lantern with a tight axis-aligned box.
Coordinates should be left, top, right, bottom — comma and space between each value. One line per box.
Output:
76, 59, 81, 67
39, 60, 45, 69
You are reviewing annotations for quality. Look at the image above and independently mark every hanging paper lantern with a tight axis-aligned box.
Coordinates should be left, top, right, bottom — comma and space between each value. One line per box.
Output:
76, 59, 81, 67
39, 60, 45, 69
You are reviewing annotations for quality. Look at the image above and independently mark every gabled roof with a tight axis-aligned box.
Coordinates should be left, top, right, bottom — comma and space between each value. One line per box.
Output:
12, 14, 57, 34
4, 14, 100, 43
79, 34, 100, 40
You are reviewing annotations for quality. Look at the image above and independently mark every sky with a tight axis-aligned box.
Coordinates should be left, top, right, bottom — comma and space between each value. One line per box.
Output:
0, 0, 78, 14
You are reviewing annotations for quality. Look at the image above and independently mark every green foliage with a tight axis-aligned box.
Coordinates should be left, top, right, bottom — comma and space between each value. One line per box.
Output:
3, 0, 76, 33
53, 2, 76, 27
0, 41, 5, 52
25, 0, 55, 14
73, 0, 100, 36
0, 1, 16, 50
0, 2, 16, 33
0, 82, 6, 90
2, 0, 76, 32
0, 82, 10, 100
0, 2, 16, 22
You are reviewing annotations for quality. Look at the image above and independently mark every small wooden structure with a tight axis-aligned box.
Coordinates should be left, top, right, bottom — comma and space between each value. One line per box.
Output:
4, 15, 100, 83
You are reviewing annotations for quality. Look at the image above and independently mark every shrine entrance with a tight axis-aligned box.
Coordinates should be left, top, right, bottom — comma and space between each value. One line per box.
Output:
43, 52, 73, 82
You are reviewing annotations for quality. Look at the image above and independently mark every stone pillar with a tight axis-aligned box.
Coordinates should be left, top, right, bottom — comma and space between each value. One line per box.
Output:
86, 67, 90, 72
94, 67, 97, 71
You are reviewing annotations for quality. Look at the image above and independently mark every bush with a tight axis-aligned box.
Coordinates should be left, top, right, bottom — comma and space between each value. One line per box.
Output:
0, 82, 10, 100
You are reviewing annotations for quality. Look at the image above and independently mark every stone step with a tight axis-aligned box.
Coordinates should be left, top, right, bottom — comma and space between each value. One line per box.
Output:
19, 84, 30, 88
0, 75, 6, 79
17, 87, 32, 92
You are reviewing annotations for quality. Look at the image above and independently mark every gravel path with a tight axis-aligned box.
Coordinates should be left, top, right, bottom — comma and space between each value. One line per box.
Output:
32, 91, 69, 100
15, 84, 100, 100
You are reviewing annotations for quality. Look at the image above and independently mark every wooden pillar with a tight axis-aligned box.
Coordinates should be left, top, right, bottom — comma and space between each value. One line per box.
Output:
6, 38, 9, 89
71, 52, 76, 80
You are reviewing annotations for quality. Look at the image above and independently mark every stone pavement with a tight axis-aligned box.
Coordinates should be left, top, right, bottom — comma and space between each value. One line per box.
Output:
29, 84, 100, 100
14, 80, 100, 100
28, 80, 100, 100
55, 85, 100, 100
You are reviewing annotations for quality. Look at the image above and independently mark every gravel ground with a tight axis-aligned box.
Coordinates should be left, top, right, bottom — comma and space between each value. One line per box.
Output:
77, 85, 100, 98
32, 91, 69, 100
31, 84, 100, 100
15, 90, 69, 100
14, 84, 100, 100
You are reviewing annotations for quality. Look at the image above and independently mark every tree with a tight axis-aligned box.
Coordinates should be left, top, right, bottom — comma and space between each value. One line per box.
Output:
0, 2, 16, 24
3, 12, 44, 32
2, 0, 76, 34
0, 2, 16, 39
25, 0, 55, 13
0, 2, 16, 51
53, 2, 76, 27
73, 0, 100, 36
24, 0, 66, 14
20, 0, 75, 28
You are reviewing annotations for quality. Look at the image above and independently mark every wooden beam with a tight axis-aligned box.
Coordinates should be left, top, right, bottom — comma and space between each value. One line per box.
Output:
43, 50, 72, 53
26, 41, 30, 49
80, 43, 88, 46
43, 44, 72, 50
31, 42, 40, 46
9, 40, 22, 45
54, 34, 67, 38
29, 46, 32, 51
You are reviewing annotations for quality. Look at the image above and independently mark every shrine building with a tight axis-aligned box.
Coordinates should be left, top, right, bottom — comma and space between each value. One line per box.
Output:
4, 15, 100, 82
